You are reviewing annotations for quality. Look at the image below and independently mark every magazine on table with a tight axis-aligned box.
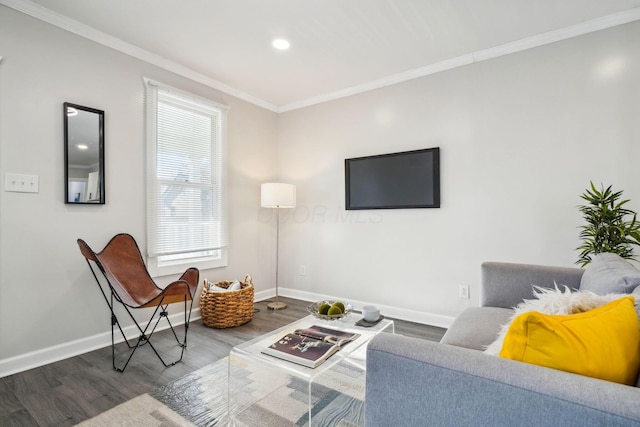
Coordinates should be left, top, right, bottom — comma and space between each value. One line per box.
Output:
261, 325, 361, 368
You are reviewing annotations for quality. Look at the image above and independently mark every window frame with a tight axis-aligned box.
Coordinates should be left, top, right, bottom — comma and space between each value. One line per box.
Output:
144, 78, 229, 277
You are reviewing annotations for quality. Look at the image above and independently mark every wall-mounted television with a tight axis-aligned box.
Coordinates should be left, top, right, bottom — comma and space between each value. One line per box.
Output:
345, 147, 440, 210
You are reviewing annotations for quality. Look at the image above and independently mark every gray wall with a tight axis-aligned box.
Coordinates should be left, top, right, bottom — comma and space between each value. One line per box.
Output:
276, 21, 640, 322
0, 6, 278, 373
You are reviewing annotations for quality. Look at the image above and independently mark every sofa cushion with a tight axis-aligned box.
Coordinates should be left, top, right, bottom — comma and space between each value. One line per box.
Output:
500, 296, 640, 385
440, 307, 512, 351
579, 253, 640, 295
484, 286, 628, 355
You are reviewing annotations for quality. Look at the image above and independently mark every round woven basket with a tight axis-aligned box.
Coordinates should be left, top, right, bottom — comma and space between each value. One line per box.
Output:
200, 274, 254, 328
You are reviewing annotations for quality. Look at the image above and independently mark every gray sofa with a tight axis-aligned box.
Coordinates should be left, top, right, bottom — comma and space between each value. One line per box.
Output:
366, 260, 640, 427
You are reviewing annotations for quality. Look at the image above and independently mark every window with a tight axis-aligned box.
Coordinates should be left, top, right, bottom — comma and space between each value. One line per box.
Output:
145, 78, 228, 276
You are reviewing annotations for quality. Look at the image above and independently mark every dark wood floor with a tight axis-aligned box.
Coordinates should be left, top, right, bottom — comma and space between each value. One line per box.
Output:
0, 297, 446, 427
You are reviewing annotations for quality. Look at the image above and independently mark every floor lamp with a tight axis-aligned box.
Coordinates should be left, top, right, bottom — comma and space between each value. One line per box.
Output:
261, 183, 296, 310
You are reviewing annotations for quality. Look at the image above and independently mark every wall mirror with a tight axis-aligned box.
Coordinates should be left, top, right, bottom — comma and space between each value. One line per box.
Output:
64, 102, 105, 204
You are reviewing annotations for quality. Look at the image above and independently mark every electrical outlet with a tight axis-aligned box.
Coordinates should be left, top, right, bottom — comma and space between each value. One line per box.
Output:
458, 284, 470, 299
300, 265, 306, 276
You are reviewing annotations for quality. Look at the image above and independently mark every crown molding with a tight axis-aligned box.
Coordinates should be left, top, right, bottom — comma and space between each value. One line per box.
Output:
278, 54, 475, 112
0, 0, 279, 112
278, 7, 640, 112
472, 6, 640, 63
2, 0, 639, 113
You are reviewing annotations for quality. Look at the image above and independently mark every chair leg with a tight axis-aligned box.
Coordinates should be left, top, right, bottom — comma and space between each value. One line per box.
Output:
107, 286, 134, 370
111, 296, 194, 372
85, 260, 135, 370
183, 297, 190, 349
111, 310, 117, 371
162, 298, 191, 348
114, 302, 164, 372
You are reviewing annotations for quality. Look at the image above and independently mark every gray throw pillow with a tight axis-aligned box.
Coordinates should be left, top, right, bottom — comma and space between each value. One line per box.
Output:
579, 253, 640, 295
633, 285, 640, 388
633, 285, 640, 321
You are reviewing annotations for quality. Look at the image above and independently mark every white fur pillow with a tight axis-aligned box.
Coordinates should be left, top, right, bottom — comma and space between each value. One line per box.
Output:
484, 285, 628, 356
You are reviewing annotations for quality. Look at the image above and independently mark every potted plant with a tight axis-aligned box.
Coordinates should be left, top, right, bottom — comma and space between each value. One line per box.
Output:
576, 182, 640, 267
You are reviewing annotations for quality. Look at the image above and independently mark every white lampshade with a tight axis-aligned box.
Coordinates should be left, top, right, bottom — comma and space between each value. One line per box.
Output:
261, 183, 296, 208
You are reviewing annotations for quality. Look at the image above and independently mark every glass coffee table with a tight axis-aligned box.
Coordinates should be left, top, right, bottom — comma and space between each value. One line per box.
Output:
228, 314, 394, 426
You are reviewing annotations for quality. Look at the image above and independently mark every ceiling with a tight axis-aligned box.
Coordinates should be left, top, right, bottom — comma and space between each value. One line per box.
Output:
6, 0, 640, 111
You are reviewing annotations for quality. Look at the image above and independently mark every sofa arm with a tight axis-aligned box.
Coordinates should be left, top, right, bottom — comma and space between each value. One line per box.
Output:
366, 334, 640, 427
481, 262, 584, 308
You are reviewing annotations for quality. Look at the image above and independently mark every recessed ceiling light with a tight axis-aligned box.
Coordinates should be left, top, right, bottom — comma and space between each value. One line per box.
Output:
67, 107, 78, 117
272, 39, 290, 50
76, 144, 88, 150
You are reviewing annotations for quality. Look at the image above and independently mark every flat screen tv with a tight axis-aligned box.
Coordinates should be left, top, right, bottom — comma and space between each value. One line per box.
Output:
345, 147, 440, 210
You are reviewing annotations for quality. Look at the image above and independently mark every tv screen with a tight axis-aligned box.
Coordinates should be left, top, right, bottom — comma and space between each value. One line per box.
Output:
345, 147, 440, 210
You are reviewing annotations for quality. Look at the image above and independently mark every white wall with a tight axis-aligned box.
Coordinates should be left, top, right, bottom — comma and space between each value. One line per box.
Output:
276, 21, 640, 323
0, 7, 278, 372
1, 5, 639, 375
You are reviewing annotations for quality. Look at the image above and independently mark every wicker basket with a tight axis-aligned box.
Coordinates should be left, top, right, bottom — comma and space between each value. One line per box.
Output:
200, 274, 255, 328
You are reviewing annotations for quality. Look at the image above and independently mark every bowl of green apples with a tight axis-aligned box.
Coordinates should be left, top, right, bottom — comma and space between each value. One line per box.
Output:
307, 300, 352, 320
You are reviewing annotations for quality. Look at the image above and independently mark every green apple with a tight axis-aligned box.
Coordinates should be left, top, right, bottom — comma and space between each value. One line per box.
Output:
318, 303, 331, 315
332, 301, 345, 312
327, 305, 343, 315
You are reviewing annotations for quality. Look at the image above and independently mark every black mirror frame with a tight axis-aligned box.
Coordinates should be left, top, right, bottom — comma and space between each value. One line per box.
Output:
64, 102, 105, 204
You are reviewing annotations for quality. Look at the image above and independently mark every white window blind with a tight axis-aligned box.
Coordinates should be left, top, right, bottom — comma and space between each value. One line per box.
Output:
145, 79, 228, 272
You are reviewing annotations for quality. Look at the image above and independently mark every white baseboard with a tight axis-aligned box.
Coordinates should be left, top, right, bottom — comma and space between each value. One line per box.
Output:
0, 308, 201, 379
1, 288, 453, 378
260, 287, 455, 329
253, 288, 275, 302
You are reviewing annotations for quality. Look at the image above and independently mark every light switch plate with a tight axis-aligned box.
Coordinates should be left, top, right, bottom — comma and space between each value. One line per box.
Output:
5, 173, 39, 193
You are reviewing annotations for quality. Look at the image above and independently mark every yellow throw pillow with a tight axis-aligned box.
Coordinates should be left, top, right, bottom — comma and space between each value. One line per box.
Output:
500, 296, 640, 385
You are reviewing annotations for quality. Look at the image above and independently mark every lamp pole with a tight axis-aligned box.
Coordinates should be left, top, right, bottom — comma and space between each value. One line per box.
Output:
268, 205, 287, 310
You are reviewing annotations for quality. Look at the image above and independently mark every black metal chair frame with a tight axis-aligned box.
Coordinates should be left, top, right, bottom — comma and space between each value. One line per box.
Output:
78, 235, 198, 372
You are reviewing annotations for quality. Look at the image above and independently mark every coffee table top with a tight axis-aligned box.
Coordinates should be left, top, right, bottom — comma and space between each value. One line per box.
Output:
230, 314, 394, 379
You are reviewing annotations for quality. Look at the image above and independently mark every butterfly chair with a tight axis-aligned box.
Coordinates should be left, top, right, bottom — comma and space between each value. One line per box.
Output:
77, 233, 199, 372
